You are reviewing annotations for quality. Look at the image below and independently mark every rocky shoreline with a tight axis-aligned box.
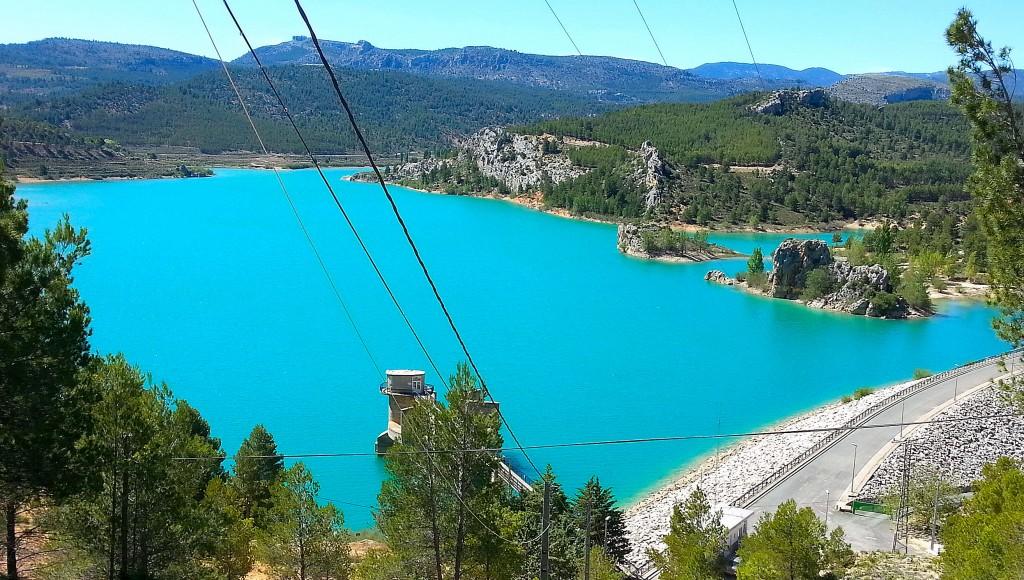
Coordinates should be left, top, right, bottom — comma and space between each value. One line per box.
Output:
706, 238, 930, 319
623, 379, 917, 565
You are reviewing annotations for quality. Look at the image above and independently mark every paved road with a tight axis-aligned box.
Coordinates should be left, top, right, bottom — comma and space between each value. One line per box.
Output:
745, 355, 1015, 552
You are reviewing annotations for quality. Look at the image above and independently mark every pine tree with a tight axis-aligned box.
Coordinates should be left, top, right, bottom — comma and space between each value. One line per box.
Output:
570, 477, 631, 565
0, 172, 93, 578
946, 9, 1024, 345
234, 424, 284, 522
652, 487, 726, 580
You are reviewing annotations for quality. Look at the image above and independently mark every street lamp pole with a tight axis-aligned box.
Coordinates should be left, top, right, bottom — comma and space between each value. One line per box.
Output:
849, 443, 859, 511
824, 489, 830, 529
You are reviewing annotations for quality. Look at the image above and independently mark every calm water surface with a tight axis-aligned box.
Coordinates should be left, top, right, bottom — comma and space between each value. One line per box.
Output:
19, 168, 1006, 529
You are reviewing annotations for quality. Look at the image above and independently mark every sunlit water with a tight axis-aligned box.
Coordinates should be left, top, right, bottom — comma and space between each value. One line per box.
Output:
19, 168, 1006, 529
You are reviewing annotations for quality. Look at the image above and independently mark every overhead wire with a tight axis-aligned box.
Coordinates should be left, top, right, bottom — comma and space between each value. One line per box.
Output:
202, 3, 535, 549
631, 0, 668, 67
174, 410, 1024, 460
543, 0, 584, 56
219, 0, 451, 390
290, 0, 542, 479
729, 0, 766, 89
190, 0, 382, 379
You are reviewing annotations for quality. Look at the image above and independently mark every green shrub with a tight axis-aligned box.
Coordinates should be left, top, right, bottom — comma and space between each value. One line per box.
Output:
800, 267, 836, 301
841, 395, 853, 404
746, 271, 768, 289
913, 368, 934, 379
853, 387, 875, 400
899, 270, 933, 312
870, 291, 900, 316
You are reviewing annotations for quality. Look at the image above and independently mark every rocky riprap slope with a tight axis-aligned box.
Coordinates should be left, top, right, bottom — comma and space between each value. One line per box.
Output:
624, 380, 916, 567
706, 238, 918, 318
859, 387, 1024, 500
748, 88, 828, 115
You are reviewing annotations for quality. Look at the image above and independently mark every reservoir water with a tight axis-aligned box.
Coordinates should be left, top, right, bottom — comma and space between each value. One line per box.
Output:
19, 168, 1006, 529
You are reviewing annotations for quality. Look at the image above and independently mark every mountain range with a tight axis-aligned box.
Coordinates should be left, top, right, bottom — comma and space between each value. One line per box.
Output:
0, 36, 998, 177
1, 37, 968, 106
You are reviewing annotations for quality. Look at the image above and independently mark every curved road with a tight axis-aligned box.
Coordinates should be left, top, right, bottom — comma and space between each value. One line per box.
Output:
744, 354, 1017, 552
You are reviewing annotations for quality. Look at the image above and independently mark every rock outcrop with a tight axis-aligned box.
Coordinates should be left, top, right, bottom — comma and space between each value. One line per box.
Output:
457, 127, 587, 192
827, 74, 951, 106
767, 239, 833, 298
633, 141, 672, 212
704, 270, 735, 285
706, 238, 917, 318
766, 238, 910, 317
749, 89, 828, 115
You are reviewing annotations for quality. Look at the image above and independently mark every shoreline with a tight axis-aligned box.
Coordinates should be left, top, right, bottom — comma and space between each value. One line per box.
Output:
345, 174, 870, 235
623, 377, 919, 564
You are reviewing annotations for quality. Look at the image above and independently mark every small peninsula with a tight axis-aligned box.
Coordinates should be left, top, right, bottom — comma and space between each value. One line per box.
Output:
707, 238, 932, 319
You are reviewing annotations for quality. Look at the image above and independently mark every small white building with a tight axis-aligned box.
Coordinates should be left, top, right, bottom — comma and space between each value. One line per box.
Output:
714, 504, 755, 552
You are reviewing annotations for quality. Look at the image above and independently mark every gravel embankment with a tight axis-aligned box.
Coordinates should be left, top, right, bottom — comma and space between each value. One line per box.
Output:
859, 386, 1024, 500
624, 380, 917, 564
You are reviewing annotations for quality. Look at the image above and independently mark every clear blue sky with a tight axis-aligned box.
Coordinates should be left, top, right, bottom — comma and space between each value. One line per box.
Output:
4, 0, 1022, 74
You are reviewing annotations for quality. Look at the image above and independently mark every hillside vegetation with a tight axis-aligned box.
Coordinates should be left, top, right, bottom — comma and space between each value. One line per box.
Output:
517, 94, 971, 225
12, 66, 610, 155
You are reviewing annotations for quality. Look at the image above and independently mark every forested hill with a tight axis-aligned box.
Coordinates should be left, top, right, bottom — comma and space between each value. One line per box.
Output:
518, 92, 970, 224
0, 38, 219, 98
11, 65, 611, 155
389, 91, 972, 228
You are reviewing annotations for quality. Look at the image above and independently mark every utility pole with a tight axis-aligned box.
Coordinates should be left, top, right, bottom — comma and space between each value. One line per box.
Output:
893, 441, 912, 554
583, 500, 593, 580
850, 443, 859, 502
824, 489, 830, 529
540, 481, 551, 580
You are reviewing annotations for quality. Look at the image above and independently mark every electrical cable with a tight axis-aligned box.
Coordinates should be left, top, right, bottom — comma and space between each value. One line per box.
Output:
191, 0, 382, 379
220, 0, 451, 390
290, 0, 542, 478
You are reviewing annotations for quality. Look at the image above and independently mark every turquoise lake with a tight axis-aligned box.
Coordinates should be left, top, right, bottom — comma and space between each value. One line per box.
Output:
19, 168, 1006, 530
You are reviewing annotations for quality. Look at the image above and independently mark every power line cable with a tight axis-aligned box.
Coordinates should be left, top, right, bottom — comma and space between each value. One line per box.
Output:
174, 411, 1024, 460
543, 0, 583, 56
219, 0, 450, 390
729, 0, 765, 89
290, 0, 542, 478
191, 0, 382, 379
631, 0, 668, 67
